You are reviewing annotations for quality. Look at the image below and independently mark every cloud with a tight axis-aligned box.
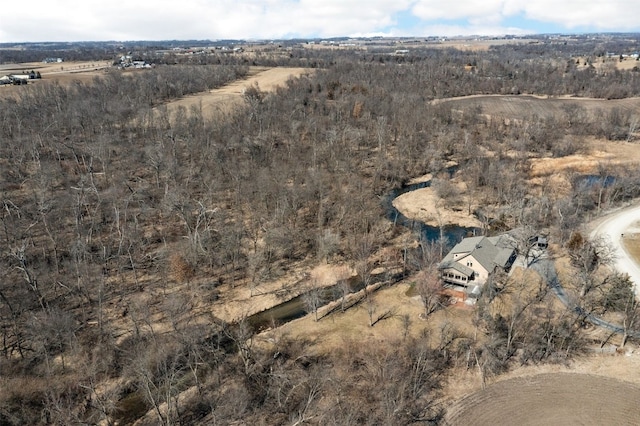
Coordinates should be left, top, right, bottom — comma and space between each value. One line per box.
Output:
521, 0, 640, 30
1, 0, 639, 42
411, 0, 640, 34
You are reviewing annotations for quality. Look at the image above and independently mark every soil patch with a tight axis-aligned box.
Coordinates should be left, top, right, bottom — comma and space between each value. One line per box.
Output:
445, 372, 640, 425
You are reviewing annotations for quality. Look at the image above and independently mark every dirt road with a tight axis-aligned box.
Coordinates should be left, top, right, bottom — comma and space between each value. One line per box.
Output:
590, 203, 640, 296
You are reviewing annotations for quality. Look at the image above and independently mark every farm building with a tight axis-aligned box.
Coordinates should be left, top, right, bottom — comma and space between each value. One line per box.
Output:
438, 234, 517, 300
0, 74, 33, 85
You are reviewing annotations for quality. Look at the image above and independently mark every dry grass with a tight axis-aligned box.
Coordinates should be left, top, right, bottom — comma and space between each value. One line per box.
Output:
392, 185, 482, 228
531, 138, 640, 179
212, 263, 355, 324
0, 61, 111, 98
255, 278, 477, 356
622, 228, 640, 266
437, 94, 640, 121
160, 67, 313, 120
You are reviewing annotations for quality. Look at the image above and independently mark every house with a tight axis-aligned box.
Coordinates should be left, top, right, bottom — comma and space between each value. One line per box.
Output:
438, 234, 517, 297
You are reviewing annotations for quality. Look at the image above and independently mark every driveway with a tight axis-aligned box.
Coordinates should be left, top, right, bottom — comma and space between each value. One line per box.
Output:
590, 203, 640, 297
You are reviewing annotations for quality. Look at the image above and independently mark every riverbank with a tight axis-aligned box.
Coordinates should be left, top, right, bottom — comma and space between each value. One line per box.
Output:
212, 263, 356, 323
392, 185, 482, 229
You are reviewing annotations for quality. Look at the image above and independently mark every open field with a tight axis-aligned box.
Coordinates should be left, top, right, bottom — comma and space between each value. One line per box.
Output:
160, 66, 312, 119
0, 60, 110, 75
0, 60, 111, 97
436, 94, 640, 121
446, 372, 640, 425
255, 277, 477, 355
530, 137, 640, 177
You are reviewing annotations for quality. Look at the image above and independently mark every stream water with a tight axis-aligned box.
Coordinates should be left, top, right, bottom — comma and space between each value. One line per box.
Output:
247, 174, 479, 331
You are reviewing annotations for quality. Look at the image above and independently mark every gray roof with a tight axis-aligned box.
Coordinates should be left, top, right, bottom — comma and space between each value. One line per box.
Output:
494, 247, 515, 268
487, 234, 516, 250
440, 261, 474, 276
449, 236, 485, 254
440, 234, 516, 274
467, 237, 500, 271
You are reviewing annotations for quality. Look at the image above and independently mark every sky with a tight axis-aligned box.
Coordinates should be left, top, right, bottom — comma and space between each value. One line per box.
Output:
1, 0, 640, 42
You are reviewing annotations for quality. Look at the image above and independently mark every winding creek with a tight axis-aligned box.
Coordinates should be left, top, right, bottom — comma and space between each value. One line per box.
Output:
247, 170, 640, 339
247, 175, 477, 331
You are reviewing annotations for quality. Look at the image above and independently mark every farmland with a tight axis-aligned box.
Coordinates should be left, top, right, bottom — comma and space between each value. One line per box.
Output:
446, 373, 640, 425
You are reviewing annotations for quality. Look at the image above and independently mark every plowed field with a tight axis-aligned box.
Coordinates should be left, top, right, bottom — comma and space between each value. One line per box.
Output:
446, 373, 640, 425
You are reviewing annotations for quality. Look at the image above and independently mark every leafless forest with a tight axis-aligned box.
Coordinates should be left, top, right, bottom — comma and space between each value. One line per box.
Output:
2, 37, 640, 424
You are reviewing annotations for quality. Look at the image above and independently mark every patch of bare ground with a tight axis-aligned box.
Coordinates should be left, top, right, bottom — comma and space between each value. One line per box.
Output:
445, 368, 640, 426
392, 182, 482, 229
160, 67, 313, 119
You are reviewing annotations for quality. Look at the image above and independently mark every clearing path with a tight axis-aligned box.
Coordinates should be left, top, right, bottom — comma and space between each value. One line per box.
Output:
161, 66, 312, 119
590, 202, 640, 297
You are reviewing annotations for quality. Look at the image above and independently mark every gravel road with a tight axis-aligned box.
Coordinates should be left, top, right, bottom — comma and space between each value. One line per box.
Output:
590, 204, 640, 297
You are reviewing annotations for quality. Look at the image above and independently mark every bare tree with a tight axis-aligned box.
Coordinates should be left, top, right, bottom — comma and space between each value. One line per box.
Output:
416, 267, 444, 318
302, 280, 324, 322
566, 233, 615, 297
620, 292, 639, 348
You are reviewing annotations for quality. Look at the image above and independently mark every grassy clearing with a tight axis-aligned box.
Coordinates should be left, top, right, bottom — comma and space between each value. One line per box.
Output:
255, 278, 477, 356
622, 233, 640, 266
